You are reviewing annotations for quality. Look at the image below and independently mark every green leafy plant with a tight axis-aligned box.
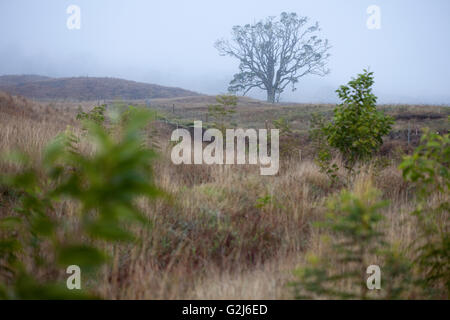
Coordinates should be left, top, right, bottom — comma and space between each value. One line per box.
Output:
0, 108, 163, 299
378, 245, 416, 299
255, 195, 272, 209
76, 104, 107, 127
273, 117, 298, 158
207, 95, 237, 133
291, 185, 413, 299
324, 70, 394, 170
399, 127, 449, 298
272, 117, 292, 136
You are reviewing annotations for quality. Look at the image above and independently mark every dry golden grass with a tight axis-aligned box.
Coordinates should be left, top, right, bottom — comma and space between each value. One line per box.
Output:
0, 92, 446, 299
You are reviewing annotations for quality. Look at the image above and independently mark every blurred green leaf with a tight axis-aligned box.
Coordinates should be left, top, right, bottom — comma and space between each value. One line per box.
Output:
57, 245, 107, 270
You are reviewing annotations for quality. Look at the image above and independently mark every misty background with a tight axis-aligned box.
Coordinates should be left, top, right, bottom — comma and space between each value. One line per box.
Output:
0, 0, 449, 104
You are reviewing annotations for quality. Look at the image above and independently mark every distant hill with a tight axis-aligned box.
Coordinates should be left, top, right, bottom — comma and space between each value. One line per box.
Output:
0, 75, 52, 87
0, 75, 200, 101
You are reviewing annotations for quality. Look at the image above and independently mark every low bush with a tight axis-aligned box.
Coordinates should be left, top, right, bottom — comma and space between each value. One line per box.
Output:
0, 108, 162, 299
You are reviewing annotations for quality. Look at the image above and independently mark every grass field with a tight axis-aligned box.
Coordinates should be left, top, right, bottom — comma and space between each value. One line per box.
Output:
0, 91, 448, 299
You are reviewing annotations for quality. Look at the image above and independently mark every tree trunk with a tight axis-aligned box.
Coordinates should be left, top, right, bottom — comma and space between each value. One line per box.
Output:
266, 88, 276, 103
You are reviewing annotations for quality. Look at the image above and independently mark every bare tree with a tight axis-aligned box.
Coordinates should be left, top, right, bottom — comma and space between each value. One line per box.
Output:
215, 12, 331, 103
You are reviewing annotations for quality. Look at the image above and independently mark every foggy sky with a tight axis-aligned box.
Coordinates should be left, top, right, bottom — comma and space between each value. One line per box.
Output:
0, 0, 449, 104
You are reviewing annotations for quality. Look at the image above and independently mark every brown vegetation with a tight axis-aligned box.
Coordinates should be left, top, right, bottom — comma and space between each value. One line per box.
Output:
0, 75, 200, 101
0, 92, 448, 299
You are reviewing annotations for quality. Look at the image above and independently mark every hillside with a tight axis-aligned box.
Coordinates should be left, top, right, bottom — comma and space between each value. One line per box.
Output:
0, 75, 200, 101
0, 74, 52, 86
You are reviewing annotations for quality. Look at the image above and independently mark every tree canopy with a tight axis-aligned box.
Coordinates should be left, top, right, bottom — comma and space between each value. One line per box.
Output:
215, 12, 331, 103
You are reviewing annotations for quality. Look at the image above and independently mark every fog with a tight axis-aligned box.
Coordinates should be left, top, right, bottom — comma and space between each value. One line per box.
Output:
0, 0, 449, 104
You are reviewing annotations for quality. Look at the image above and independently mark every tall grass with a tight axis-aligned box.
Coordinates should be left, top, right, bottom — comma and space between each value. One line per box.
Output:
0, 92, 447, 299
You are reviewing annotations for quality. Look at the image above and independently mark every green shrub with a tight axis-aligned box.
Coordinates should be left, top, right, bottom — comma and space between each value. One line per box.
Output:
291, 186, 413, 299
208, 95, 237, 133
273, 117, 298, 159
0, 108, 162, 299
323, 70, 394, 170
399, 127, 449, 298
272, 117, 292, 136
76, 104, 107, 127
293, 125, 449, 300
